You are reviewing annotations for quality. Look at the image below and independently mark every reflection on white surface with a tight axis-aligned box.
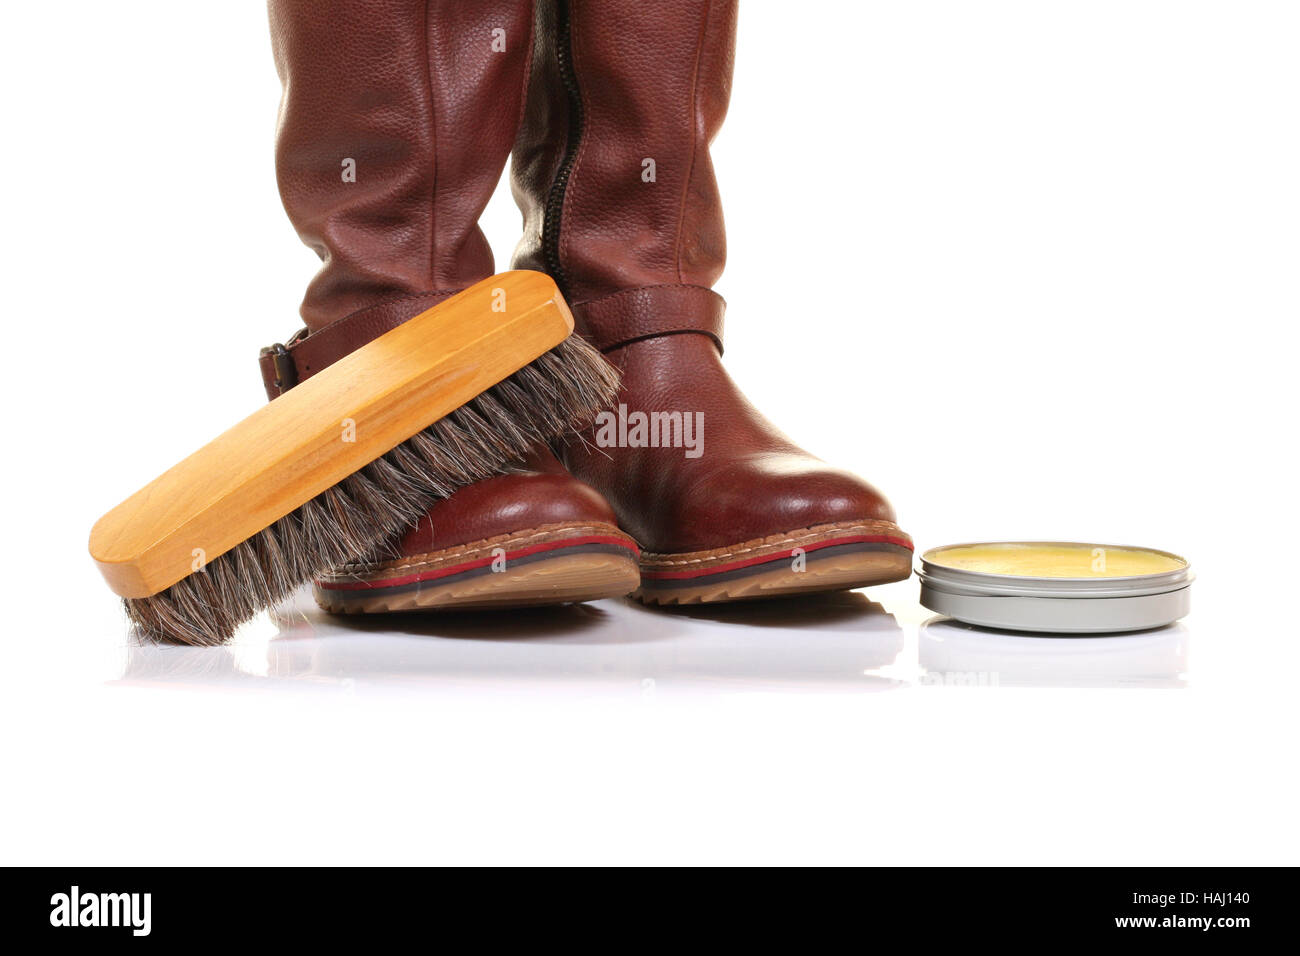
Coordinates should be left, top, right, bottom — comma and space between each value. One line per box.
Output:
116, 588, 906, 694
918, 616, 1190, 688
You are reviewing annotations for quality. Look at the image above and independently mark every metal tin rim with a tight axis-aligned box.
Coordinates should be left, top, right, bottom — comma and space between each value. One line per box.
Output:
918, 568, 1194, 599
919, 541, 1191, 593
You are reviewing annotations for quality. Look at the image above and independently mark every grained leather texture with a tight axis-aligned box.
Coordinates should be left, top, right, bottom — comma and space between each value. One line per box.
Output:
268, 0, 534, 349
513, 0, 900, 554
513, 0, 732, 302
267, 0, 626, 565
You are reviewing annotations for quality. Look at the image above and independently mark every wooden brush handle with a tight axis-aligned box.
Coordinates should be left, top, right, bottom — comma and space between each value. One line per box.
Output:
90, 271, 573, 599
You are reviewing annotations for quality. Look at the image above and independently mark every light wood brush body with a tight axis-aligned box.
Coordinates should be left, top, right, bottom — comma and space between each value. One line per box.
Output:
90, 271, 618, 644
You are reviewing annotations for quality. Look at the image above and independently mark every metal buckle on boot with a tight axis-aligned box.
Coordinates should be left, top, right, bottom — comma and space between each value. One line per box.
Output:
259, 338, 300, 395
261, 326, 311, 395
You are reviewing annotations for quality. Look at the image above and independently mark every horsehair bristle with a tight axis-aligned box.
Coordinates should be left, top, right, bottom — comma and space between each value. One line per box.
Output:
124, 335, 619, 646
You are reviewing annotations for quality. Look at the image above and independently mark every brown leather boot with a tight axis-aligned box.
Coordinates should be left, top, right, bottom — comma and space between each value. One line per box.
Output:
264, 0, 638, 612
512, 0, 912, 603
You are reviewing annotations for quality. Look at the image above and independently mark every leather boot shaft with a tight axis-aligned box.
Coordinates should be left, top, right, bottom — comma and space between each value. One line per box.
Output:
270, 0, 535, 336
512, 0, 737, 349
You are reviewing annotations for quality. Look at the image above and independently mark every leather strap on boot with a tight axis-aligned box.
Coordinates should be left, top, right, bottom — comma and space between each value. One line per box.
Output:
572, 284, 725, 354
258, 290, 460, 399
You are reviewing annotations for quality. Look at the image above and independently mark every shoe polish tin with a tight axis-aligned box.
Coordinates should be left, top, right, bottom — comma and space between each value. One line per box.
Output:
918, 542, 1192, 634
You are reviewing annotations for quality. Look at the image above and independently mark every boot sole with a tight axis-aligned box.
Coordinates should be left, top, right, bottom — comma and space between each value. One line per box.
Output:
633, 520, 913, 605
314, 523, 641, 613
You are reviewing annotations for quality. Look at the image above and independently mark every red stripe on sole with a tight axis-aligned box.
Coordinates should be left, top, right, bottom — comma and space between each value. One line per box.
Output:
318, 535, 640, 591
639, 534, 913, 582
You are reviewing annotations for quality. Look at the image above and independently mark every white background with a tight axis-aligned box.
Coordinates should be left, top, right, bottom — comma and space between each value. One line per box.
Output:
1, 2, 1296, 865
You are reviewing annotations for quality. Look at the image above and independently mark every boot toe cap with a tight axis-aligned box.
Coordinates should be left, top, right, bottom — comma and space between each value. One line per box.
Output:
661, 453, 899, 553
396, 470, 621, 556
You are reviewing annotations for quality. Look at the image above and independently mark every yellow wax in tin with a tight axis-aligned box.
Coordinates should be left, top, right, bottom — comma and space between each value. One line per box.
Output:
927, 543, 1185, 578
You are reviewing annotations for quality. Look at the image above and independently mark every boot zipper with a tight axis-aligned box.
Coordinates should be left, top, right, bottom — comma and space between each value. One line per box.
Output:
541, 0, 583, 298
